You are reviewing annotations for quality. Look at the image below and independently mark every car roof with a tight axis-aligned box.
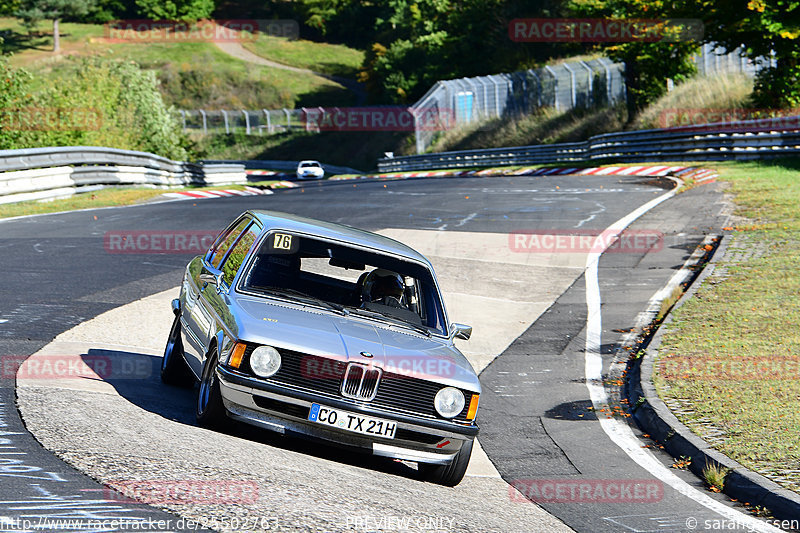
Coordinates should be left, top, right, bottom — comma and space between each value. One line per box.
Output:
298, 160, 320, 165
247, 210, 432, 266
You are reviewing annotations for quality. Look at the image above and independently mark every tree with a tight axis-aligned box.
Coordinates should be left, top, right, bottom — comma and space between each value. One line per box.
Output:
568, 0, 699, 115
685, 0, 800, 107
134, 0, 215, 22
15, 0, 95, 52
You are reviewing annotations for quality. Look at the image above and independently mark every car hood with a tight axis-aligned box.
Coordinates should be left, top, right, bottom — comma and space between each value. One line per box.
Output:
234, 295, 480, 392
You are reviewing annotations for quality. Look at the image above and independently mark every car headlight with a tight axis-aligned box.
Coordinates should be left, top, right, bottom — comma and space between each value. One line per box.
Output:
250, 345, 281, 378
434, 387, 465, 418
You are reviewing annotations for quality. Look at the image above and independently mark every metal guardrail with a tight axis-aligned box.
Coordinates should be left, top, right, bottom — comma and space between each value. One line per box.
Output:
0, 146, 247, 204
201, 159, 364, 176
377, 117, 800, 172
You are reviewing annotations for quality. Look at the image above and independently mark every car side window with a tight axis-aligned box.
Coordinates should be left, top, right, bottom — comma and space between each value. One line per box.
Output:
210, 218, 250, 269
220, 224, 260, 286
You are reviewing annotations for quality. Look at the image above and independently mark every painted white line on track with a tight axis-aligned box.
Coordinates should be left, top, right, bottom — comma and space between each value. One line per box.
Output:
583, 181, 781, 532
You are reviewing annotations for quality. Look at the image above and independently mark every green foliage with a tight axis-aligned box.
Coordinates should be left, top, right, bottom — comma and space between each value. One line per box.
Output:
15, 0, 94, 29
0, 56, 188, 159
568, 0, 698, 114
688, 0, 800, 108
134, 0, 215, 22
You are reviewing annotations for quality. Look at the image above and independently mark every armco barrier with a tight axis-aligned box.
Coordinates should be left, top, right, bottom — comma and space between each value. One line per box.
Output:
0, 147, 247, 205
378, 116, 800, 172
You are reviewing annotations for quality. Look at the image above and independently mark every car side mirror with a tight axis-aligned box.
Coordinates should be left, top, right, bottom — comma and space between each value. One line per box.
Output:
199, 265, 224, 293
451, 323, 472, 341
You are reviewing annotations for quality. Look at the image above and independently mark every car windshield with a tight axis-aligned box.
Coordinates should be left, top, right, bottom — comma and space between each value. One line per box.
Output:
240, 231, 447, 335
300, 162, 320, 168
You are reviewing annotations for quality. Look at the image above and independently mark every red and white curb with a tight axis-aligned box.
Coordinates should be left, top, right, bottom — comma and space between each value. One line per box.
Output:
162, 186, 273, 200
330, 165, 718, 183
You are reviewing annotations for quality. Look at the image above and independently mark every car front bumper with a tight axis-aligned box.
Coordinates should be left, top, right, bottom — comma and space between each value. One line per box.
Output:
217, 366, 477, 465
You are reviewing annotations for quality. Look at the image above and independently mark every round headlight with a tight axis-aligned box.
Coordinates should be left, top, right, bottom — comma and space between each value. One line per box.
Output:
434, 387, 465, 418
250, 346, 281, 378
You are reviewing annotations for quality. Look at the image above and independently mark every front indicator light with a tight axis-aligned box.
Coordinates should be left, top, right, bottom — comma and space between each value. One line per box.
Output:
229, 342, 246, 369
250, 345, 281, 378
466, 394, 480, 421
434, 387, 465, 418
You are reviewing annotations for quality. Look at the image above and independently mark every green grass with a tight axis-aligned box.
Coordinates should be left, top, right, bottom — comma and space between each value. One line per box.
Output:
0, 181, 277, 219
241, 34, 364, 78
632, 73, 754, 130
653, 158, 800, 494
0, 18, 355, 110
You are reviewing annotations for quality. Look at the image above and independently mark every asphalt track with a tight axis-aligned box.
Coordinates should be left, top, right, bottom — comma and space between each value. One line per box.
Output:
0, 174, 782, 532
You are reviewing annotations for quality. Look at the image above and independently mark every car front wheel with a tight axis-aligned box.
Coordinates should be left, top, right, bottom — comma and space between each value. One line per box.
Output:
196, 350, 227, 428
419, 437, 474, 486
161, 314, 193, 387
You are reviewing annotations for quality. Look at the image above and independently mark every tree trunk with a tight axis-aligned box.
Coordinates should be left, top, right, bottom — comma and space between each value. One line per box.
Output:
53, 18, 60, 53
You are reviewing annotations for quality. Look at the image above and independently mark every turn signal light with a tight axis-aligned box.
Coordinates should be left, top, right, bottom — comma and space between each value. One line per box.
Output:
229, 342, 247, 369
466, 394, 480, 421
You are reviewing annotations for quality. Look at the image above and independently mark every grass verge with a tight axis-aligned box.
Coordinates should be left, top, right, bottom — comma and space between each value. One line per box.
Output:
0, 181, 277, 219
653, 158, 800, 495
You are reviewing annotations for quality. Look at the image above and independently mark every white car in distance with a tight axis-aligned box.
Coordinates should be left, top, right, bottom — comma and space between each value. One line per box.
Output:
296, 160, 325, 180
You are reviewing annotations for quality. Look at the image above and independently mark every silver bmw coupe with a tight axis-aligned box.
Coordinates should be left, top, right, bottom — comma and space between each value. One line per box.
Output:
162, 210, 480, 485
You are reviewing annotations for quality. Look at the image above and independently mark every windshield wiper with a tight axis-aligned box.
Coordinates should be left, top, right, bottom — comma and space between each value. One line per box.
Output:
253, 286, 348, 315
348, 307, 431, 337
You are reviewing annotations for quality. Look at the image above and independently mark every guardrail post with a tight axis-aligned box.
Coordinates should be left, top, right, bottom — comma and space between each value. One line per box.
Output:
221, 110, 230, 134
579, 61, 594, 107
284, 108, 291, 129
544, 66, 559, 111
180, 110, 187, 132
263, 109, 272, 134
563, 63, 576, 109
199, 110, 207, 135
242, 110, 251, 135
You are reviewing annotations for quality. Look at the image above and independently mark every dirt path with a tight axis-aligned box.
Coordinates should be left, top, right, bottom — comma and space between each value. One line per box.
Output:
214, 41, 366, 104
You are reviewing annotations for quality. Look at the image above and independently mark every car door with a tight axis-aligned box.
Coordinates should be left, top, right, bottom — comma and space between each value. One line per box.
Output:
182, 216, 252, 377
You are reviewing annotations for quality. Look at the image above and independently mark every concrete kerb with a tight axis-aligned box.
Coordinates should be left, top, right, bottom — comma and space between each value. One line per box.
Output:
627, 234, 800, 521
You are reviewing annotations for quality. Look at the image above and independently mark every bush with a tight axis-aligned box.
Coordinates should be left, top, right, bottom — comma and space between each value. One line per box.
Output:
0, 56, 188, 159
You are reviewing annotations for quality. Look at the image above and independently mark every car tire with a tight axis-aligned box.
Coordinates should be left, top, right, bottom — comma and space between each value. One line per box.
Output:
196, 349, 227, 428
161, 314, 193, 387
419, 437, 474, 486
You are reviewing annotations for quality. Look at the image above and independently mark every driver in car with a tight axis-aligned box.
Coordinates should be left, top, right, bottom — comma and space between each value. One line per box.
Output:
365, 269, 406, 308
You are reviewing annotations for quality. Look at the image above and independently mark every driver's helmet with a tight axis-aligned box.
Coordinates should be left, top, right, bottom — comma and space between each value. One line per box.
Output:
363, 269, 405, 306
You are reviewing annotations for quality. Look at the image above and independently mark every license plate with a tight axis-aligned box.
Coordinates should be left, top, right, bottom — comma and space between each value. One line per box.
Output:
308, 403, 396, 439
